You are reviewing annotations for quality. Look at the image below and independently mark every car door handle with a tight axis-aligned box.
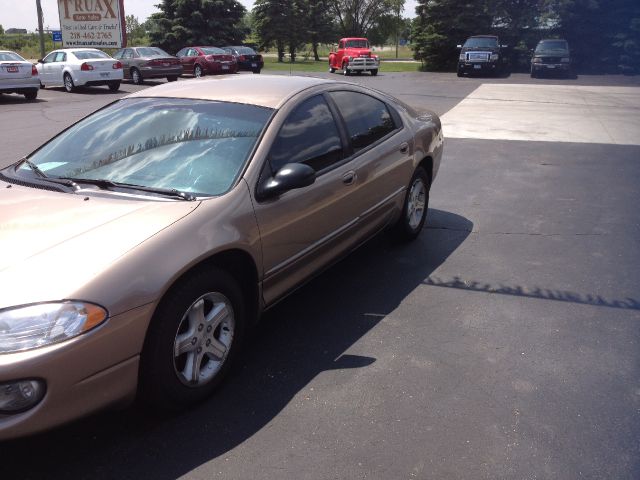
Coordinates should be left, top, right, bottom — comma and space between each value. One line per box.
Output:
399, 142, 409, 154
342, 171, 357, 185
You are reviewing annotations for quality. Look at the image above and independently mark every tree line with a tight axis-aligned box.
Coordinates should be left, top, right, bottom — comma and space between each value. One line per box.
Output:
412, 0, 640, 73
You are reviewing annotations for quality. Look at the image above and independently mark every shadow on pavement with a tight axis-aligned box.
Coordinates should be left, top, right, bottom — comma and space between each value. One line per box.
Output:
2, 208, 472, 480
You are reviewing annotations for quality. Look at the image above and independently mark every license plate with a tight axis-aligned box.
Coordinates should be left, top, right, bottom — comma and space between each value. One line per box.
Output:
222, 65, 229, 70
100, 72, 110, 77
474, 64, 481, 69
6, 66, 18, 73
251, 63, 257, 67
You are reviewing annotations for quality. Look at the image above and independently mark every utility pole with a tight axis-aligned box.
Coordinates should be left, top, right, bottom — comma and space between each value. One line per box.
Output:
36, 0, 45, 59
395, 1, 401, 59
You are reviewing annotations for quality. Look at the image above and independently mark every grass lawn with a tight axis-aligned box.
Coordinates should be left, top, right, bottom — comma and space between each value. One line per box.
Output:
263, 56, 420, 73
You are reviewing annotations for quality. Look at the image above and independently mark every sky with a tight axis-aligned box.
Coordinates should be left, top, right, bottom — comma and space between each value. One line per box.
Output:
0, 0, 418, 31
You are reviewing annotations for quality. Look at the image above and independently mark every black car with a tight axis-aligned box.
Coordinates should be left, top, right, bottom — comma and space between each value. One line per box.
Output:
221, 46, 263, 74
530, 39, 573, 78
457, 35, 507, 77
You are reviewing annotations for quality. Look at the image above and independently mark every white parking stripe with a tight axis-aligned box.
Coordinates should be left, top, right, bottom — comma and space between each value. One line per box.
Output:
441, 84, 640, 145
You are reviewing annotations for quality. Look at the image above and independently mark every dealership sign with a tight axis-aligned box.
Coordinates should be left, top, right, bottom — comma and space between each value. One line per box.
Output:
57, 0, 126, 48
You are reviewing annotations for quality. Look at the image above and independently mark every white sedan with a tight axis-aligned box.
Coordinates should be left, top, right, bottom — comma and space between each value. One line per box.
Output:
0, 50, 40, 101
36, 48, 123, 93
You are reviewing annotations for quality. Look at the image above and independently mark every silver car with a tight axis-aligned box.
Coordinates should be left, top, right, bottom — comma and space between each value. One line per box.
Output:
0, 51, 40, 101
113, 46, 183, 84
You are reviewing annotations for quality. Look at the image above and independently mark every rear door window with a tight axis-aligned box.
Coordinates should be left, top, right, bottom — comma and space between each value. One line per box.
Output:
329, 91, 398, 152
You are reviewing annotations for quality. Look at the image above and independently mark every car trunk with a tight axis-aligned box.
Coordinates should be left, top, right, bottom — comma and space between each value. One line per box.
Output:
0, 61, 32, 80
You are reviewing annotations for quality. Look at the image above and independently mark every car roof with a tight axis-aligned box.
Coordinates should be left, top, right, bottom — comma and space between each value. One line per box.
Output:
469, 35, 498, 39
126, 75, 339, 109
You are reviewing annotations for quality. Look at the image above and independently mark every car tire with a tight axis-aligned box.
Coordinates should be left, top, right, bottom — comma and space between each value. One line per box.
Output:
39, 82, 45, 89
253, 69, 261, 74
108, 81, 121, 92
343, 64, 350, 76
530, 68, 536, 78
63, 73, 75, 93
457, 70, 464, 77
329, 66, 335, 73
167, 76, 178, 82
194, 65, 203, 78
131, 68, 143, 85
393, 166, 430, 241
139, 267, 245, 410
371, 69, 378, 76
24, 90, 38, 101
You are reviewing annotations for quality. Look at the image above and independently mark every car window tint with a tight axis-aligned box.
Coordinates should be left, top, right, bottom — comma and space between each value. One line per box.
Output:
0, 52, 25, 61
113, 49, 123, 59
25, 98, 273, 197
123, 49, 133, 59
43, 52, 57, 63
329, 91, 397, 151
73, 50, 110, 60
201, 47, 226, 55
269, 95, 343, 173
55, 52, 66, 62
176, 48, 186, 57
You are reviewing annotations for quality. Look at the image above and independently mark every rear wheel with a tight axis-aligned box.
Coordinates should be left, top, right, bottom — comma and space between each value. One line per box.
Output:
24, 90, 37, 101
108, 81, 120, 92
194, 64, 203, 78
139, 267, 245, 410
63, 73, 75, 93
39, 82, 45, 89
393, 166, 430, 241
167, 76, 178, 82
131, 68, 143, 85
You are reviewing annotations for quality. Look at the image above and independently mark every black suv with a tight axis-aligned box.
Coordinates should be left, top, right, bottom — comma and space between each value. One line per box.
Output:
530, 39, 572, 78
457, 35, 507, 77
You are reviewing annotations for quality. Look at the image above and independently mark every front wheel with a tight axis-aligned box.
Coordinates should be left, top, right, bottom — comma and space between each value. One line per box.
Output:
371, 69, 378, 76
393, 166, 430, 241
329, 66, 335, 73
131, 68, 143, 85
139, 267, 245, 410
194, 64, 203, 78
63, 73, 75, 93
343, 64, 350, 76
108, 81, 120, 92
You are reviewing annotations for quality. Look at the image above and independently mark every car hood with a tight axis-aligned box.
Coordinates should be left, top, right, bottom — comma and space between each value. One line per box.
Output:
346, 48, 373, 57
0, 184, 199, 309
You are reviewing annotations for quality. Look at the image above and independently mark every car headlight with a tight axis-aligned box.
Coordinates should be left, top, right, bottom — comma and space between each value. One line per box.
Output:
561, 57, 570, 63
0, 302, 107, 354
459, 53, 465, 61
347, 56, 353, 61
532, 57, 542, 63
490, 53, 499, 61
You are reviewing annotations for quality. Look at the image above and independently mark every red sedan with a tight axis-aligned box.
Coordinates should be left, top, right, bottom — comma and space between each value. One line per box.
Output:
176, 46, 238, 77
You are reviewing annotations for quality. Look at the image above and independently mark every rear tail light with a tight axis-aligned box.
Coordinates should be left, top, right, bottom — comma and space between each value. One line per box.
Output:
113, 61, 122, 69
31, 64, 38, 76
80, 63, 94, 71
238, 55, 246, 61
205, 55, 216, 61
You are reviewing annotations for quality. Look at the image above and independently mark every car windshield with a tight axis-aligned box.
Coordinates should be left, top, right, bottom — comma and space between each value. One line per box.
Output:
0, 52, 25, 62
463, 37, 498, 48
535, 40, 568, 53
73, 50, 110, 60
138, 47, 171, 57
201, 47, 226, 55
345, 40, 369, 49
20, 98, 273, 197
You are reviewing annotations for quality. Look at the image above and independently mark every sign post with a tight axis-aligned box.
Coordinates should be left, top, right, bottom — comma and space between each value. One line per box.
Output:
57, 0, 126, 49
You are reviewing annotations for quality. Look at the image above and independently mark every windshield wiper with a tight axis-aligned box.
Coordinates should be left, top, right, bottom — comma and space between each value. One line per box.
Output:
59, 177, 197, 201
17, 158, 79, 190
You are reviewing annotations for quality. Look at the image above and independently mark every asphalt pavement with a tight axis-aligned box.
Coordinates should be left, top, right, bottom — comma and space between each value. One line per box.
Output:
1, 71, 639, 479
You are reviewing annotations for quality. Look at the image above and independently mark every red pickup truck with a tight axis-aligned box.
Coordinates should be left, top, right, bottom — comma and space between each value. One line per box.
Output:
329, 38, 379, 76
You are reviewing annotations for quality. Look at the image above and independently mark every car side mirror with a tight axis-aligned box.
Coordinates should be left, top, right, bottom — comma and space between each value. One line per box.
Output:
258, 163, 316, 200
37, 58, 43, 63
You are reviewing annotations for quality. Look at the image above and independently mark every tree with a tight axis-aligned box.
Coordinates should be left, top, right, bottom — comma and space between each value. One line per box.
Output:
412, 0, 493, 70
329, 0, 395, 37
307, 0, 338, 60
0, 25, 4, 36
125, 15, 148, 46
149, 0, 248, 54
253, 0, 309, 62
